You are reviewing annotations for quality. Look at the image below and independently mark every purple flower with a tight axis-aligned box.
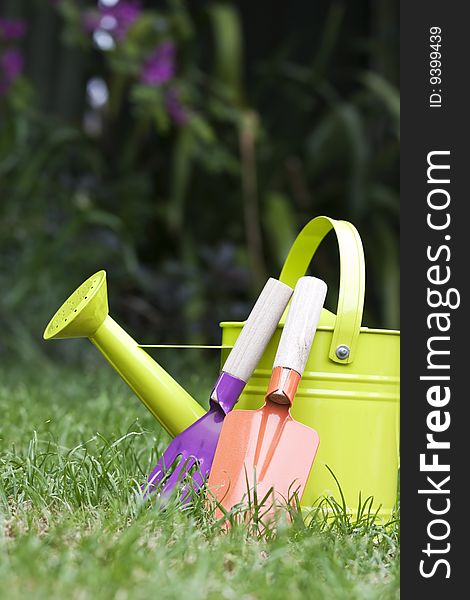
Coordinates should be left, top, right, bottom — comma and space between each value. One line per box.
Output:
83, 1, 141, 43
0, 48, 24, 96
1, 48, 24, 78
108, 1, 141, 40
0, 18, 27, 41
165, 87, 188, 126
140, 41, 176, 86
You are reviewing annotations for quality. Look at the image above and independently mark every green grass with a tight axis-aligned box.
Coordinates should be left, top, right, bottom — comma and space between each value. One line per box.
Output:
0, 360, 399, 599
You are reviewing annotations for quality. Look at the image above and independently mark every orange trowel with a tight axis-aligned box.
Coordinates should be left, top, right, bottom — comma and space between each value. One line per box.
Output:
207, 276, 327, 514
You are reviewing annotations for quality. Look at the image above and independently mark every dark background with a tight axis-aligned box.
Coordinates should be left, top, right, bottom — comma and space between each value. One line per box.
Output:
400, 1, 468, 595
0, 0, 399, 367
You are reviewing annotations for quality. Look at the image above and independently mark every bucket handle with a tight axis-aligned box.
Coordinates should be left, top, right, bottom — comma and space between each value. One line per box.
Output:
279, 216, 365, 364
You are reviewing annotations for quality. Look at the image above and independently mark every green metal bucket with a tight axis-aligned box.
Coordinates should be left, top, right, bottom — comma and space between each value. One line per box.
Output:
219, 216, 400, 519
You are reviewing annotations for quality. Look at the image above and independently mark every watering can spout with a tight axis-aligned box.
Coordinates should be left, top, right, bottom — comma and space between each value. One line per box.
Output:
43, 270, 204, 437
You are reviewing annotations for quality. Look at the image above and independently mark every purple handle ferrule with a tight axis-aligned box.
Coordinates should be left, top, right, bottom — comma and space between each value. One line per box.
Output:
210, 372, 246, 414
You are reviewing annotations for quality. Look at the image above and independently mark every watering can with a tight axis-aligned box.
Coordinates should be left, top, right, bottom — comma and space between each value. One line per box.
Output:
43, 270, 206, 437
220, 216, 400, 520
44, 215, 399, 519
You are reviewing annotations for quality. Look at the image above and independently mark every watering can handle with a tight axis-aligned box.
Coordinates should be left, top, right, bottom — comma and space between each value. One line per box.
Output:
279, 216, 365, 364
222, 278, 293, 383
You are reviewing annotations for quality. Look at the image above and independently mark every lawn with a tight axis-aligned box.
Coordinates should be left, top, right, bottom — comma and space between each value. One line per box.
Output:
0, 358, 399, 599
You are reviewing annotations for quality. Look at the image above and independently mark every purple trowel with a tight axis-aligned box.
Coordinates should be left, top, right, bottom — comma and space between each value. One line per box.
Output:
144, 278, 293, 503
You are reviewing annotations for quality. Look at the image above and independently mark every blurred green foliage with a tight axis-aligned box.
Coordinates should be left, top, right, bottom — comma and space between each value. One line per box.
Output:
0, 0, 399, 364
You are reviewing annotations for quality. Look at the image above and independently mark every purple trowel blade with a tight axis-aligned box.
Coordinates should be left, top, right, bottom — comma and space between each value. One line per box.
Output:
143, 373, 245, 502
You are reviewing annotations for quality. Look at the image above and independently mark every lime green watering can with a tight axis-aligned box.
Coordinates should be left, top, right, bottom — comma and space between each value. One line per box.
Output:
43, 269, 206, 437
44, 216, 399, 519
222, 216, 400, 520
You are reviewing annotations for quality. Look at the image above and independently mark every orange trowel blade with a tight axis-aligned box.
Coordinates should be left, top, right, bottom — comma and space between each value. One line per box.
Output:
207, 401, 320, 513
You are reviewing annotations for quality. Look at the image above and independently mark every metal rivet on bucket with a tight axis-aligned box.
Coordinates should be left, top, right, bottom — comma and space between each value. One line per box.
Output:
335, 344, 350, 360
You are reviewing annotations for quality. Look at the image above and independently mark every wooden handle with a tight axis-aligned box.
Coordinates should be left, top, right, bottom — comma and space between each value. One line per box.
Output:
222, 278, 293, 382
273, 276, 327, 376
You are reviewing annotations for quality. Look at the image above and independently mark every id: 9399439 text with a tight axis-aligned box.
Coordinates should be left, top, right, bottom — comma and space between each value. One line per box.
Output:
429, 26, 443, 108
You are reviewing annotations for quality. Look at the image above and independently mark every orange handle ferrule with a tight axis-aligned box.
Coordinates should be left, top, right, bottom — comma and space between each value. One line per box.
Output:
266, 366, 301, 406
